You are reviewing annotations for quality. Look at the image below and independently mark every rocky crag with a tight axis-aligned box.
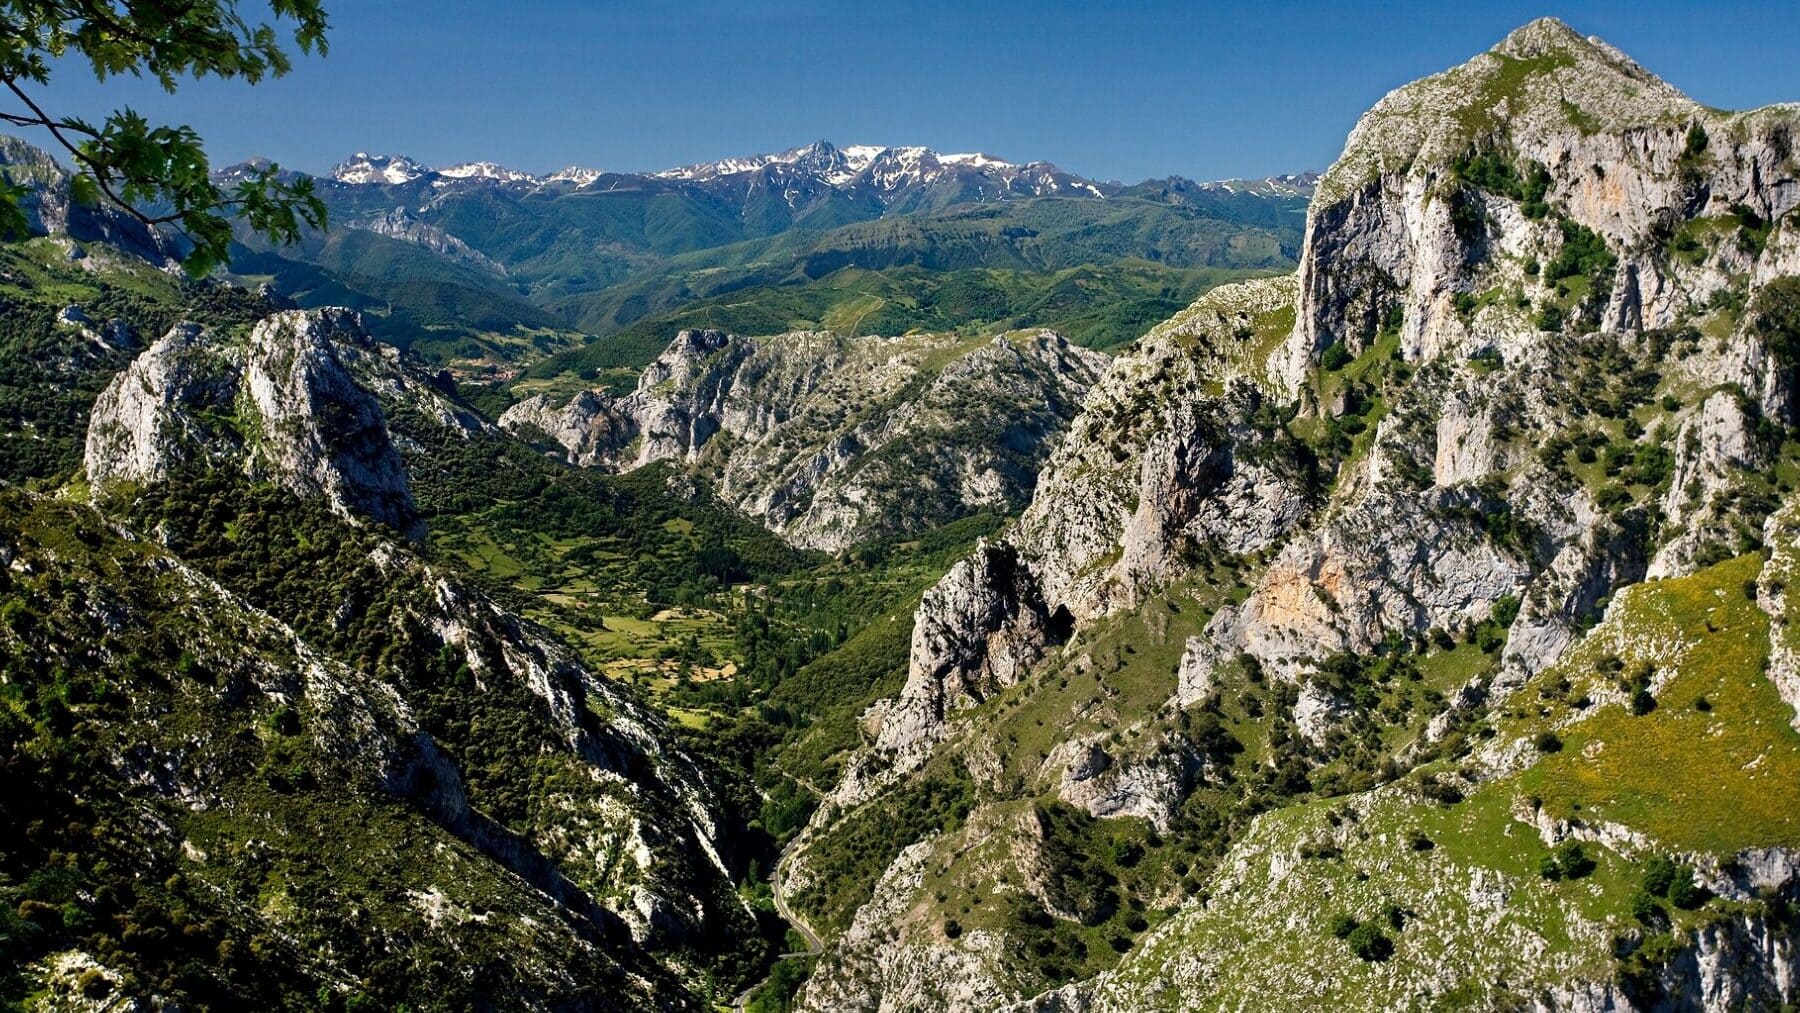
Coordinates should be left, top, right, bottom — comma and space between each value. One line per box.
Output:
500, 327, 1106, 551
13, 306, 757, 1008
785, 20, 1800, 1011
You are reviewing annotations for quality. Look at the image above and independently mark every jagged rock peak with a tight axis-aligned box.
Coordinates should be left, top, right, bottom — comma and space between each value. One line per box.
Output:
1317, 17, 1701, 206
331, 152, 432, 185
884, 539, 1071, 745
243, 309, 421, 537
85, 307, 423, 539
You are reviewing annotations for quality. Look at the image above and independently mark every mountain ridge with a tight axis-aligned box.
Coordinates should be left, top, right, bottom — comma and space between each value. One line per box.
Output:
775, 17, 1800, 1011
6, 14, 1800, 1013
315, 140, 1318, 205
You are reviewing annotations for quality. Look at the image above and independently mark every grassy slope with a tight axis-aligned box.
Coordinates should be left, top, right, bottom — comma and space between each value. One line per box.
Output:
1096, 553, 1800, 1010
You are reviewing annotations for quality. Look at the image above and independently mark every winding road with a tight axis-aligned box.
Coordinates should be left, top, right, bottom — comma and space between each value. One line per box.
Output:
730, 837, 823, 1012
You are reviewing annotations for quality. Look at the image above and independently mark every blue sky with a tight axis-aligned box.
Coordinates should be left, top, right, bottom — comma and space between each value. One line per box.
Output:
21, 1, 1800, 182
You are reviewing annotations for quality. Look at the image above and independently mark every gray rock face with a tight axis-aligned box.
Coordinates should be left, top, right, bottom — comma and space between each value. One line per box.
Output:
499, 389, 634, 467
1293, 18, 1799, 388
1649, 390, 1767, 577
1050, 733, 1196, 830
1010, 277, 1308, 620
86, 308, 424, 539
888, 542, 1066, 731
242, 310, 422, 537
349, 207, 505, 274
1034, 11, 1800, 714
844, 541, 1069, 798
1192, 485, 1531, 689
499, 327, 1107, 551
1758, 500, 1800, 730
84, 322, 241, 483
796, 21, 1800, 1012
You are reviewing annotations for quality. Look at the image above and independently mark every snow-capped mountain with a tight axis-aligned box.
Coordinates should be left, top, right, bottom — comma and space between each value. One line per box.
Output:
313, 141, 1123, 209
653, 140, 867, 183
544, 165, 603, 187
331, 152, 432, 185
288, 145, 1315, 215
1197, 171, 1320, 198
653, 140, 1115, 203
435, 160, 540, 184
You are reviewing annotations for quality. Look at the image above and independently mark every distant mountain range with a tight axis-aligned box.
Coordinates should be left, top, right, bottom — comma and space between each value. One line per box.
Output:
212, 142, 1316, 372
313, 140, 1317, 210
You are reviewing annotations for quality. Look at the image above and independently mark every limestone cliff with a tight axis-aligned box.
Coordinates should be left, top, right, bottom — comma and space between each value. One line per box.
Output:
500, 327, 1106, 551
86, 308, 428, 538
790, 20, 1800, 1012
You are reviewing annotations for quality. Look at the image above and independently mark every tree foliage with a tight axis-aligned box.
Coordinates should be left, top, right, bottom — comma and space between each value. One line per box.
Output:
0, 0, 330, 272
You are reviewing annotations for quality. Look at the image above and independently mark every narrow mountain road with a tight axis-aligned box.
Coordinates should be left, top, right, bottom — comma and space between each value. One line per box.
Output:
730, 837, 823, 1012
769, 843, 824, 954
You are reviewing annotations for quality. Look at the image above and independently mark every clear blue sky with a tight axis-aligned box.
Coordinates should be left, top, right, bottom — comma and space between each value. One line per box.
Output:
21, 0, 1800, 183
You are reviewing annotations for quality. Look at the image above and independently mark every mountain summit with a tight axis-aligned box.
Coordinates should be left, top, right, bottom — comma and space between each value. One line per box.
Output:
1317, 15, 1701, 204
651, 139, 1111, 199
320, 139, 1117, 205
778, 18, 1800, 1011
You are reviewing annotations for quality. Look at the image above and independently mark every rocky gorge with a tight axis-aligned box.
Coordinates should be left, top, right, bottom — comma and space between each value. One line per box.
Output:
1, 14, 1798, 1013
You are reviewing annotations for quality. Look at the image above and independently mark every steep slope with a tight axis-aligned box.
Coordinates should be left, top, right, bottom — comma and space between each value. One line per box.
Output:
1048, 551, 1800, 1011
86, 308, 424, 538
779, 19, 1800, 1011
500, 327, 1107, 551
5, 306, 768, 1009
0, 490, 699, 1010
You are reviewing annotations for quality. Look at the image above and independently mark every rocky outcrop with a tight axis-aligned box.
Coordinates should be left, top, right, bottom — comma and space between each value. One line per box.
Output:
80, 306, 727, 945
84, 322, 242, 483
795, 21, 1800, 1012
350, 207, 505, 274
828, 542, 1072, 807
242, 310, 421, 537
1190, 485, 1531, 691
795, 838, 1018, 1013
86, 308, 425, 538
499, 388, 635, 467
54, 303, 139, 351
1009, 276, 1308, 620
877, 541, 1069, 751
0, 135, 179, 265
499, 327, 1107, 551
1758, 500, 1800, 730
1050, 734, 1196, 830
1650, 390, 1768, 577
1292, 17, 1800, 388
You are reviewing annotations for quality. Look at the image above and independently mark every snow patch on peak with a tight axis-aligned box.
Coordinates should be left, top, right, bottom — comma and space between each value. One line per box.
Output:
333, 153, 431, 185
545, 166, 603, 187
437, 161, 538, 184
1197, 172, 1321, 198
940, 152, 1013, 169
